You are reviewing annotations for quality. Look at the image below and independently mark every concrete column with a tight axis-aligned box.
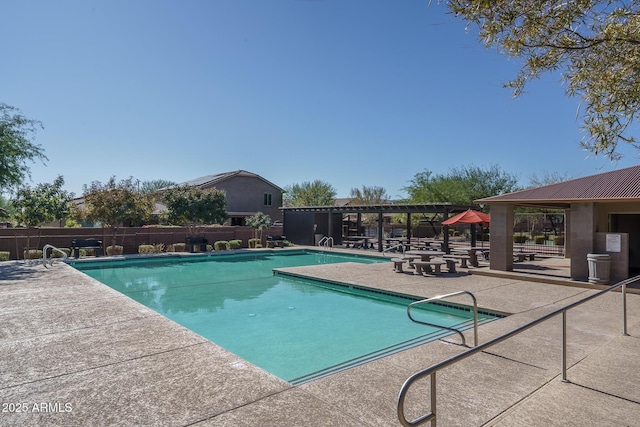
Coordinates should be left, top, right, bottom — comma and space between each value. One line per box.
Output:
489, 204, 514, 271
570, 203, 598, 281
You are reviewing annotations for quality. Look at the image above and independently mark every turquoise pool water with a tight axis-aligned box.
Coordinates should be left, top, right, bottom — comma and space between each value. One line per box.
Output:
73, 250, 496, 383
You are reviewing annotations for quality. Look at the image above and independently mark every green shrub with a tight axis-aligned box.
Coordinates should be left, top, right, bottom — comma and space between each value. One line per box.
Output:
283, 240, 293, 247
154, 243, 165, 253
51, 248, 71, 258
138, 245, 155, 254
206, 244, 213, 252
0, 251, 10, 261
214, 240, 230, 251
534, 236, 546, 244
106, 245, 123, 256
229, 239, 242, 250
248, 238, 261, 248
552, 235, 565, 246
167, 243, 186, 252
513, 235, 528, 244
24, 249, 43, 259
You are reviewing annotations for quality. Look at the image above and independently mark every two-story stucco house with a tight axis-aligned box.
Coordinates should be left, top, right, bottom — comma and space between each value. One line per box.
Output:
171, 170, 284, 225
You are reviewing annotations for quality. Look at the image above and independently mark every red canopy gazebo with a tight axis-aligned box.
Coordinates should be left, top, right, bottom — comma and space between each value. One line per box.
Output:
442, 209, 490, 247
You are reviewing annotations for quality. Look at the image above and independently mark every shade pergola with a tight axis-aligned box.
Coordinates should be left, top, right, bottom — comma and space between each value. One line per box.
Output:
282, 203, 478, 251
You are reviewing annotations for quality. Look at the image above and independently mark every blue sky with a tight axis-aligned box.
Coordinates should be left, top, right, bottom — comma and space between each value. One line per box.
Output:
3, 0, 639, 199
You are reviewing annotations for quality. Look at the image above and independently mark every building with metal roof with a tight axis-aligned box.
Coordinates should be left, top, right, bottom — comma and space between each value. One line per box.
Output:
477, 164, 640, 282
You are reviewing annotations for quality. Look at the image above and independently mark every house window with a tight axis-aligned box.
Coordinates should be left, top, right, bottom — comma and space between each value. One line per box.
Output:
263, 193, 272, 206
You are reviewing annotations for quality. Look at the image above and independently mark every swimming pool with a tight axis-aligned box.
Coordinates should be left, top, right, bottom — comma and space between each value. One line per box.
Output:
72, 250, 497, 383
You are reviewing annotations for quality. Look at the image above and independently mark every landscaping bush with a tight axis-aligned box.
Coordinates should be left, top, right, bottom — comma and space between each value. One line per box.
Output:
552, 235, 565, 246
0, 251, 10, 262
79, 248, 94, 257
167, 243, 186, 252
23, 249, 43, 260
206, 244, 213, 252
229, 239, 242, 250
214, 240, 230, 251
283, 240, 293, 247
248, 238, 261, 248
51, 248, 71, 258
154, 243, 165, 253
138, 245, 155, 255
534, 236, 546, 245
513, 235, 528, 244
106, 245, 123, 256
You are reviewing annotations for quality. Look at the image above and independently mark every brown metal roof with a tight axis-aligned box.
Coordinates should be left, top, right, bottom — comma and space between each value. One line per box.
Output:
476, 164, 640, 207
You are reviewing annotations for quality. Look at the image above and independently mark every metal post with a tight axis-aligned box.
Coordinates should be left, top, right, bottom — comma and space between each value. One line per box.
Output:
431, 372, 437, 427
623, 283, 629, 336
562, 311, 568, 382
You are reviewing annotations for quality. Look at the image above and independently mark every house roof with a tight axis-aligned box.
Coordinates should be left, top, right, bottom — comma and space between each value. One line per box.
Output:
476, 164, 640, 208
178, 170, 284, 192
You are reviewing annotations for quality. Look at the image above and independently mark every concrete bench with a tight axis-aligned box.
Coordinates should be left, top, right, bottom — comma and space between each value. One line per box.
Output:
442, 258, 459, 273
71, 238, 102, 258
412, 260, 446, 274
514, 252, 536, 262
390, 257, 407, 273
444, 254, 471, 268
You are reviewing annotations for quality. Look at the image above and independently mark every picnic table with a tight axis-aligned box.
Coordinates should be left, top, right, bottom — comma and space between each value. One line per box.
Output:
405, 250, 445, 262
343, 236, 375, 249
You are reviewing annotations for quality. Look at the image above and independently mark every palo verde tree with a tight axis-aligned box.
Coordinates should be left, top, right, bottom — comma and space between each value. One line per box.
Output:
161, 185, 227, 236
284, 180, 337, 207
245, 212, 272, 241
0, 103, 47, 192
349, 185, 389, 227
444, 0, 640, 160
12, 175, 73, 255
80, 176, 155, 249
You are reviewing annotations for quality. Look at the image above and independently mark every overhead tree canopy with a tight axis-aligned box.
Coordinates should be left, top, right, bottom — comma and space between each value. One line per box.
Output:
403, 164, 520, 208
283, 180, 337, 207
349, 185, 389, 205
445, 0, 640, 160
161, 185, 227, 235
0, 103, 47, 192
79, 176, 155, 247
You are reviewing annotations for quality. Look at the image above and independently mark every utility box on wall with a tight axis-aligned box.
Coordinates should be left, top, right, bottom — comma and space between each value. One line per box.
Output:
594, 232, 629, 283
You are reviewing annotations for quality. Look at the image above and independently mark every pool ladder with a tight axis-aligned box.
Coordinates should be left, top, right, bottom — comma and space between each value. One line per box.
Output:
317, 236, 333, 250
42, 244, 68, 268
407, 291, 479, 348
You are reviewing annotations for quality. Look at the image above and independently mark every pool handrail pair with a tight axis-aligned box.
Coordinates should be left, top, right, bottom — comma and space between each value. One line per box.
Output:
397, 274, 640, 427
317, 236, 334, 250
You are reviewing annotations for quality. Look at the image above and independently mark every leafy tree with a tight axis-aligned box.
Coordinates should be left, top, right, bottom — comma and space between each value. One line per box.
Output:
11, 176, 73, 253
283, 180, 337, 207
140, 179, 176, 194
245, 212, 271, 240
161, 185, 227, 236
0, 103, 47, 191
349, 185, 389, 227
404, 164, 521, 207
79, 176, 155, 248
445, 1, 640, 160
349, 185, 389, 204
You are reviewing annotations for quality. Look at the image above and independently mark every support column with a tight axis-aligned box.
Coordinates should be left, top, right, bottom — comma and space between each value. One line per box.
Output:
569, 203, 597, 281
377, 212, 384, 252
489, 204, 514, 271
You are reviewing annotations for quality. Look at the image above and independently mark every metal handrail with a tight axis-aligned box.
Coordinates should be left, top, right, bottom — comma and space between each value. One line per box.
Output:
317, 236, 333, 249
382, 243, 406, 257
397, 275, 640, 427
407, 291, 479, 348
42, 244, 68, 268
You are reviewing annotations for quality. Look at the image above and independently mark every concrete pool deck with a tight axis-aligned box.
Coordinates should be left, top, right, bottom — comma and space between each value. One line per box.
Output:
1, 249, 640, 426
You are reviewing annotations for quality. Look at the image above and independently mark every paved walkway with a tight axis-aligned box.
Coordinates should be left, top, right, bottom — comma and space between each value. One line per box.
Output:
1, 251, 639, 426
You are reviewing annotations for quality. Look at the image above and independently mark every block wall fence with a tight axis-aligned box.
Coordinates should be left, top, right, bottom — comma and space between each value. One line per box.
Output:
0, 226, 283, 260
